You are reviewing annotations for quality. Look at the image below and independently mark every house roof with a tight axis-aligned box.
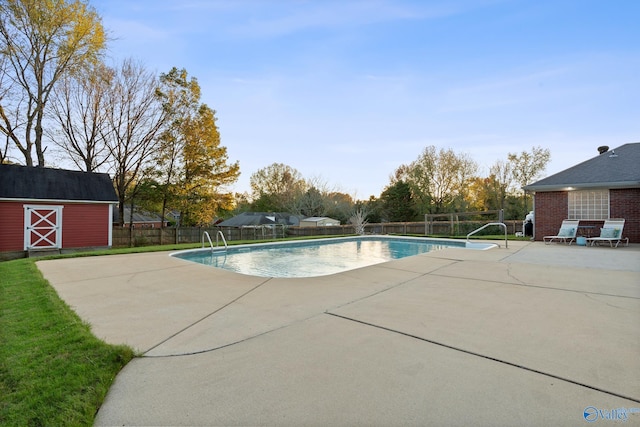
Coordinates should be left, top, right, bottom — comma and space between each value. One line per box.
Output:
113, 206, 165, 224
524, 143, 640, 192
0, 164, 118, 202
218, 212, 300, 227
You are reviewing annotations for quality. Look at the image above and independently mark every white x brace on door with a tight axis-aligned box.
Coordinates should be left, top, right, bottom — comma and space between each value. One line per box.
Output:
24, 205, 63, 250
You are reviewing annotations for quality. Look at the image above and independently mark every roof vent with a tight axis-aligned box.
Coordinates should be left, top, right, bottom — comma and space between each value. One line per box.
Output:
597, 145, 609, 154
609, 150, 618, 158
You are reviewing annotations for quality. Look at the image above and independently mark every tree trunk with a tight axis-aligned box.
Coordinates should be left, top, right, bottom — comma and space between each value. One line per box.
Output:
128, 198, 135, 247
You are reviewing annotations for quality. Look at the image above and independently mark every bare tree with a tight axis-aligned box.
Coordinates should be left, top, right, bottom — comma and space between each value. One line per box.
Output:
488, 159, 513, 212
0, 0, 106, 166
47, 62, 113, 171
0, 133, 8, 162
397, 146, 478, 214
104, 59, 166, 226
0, 57, 11, 162
349, 207, 369, 235
0, 52, 25, 163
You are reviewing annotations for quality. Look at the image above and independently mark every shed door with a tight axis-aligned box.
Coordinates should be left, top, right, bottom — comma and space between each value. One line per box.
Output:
24, 205, 63, 250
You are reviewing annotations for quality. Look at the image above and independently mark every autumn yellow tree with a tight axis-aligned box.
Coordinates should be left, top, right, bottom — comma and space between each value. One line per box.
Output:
154, 67, 200, 226
0, 0, 106, 166
155, 68, 239, 226
176, 104, 239, 225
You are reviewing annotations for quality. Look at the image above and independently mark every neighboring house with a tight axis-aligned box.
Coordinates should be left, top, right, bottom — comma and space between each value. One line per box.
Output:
113, 206, 168, 228
0, 164, 118, 258
523, 143, 640, 243
300, 216, 341, 227
217, 212, 301, 227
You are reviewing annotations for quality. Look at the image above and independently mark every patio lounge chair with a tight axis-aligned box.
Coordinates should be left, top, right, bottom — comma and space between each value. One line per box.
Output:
586, 219, 628, 248
543, 220, 580, 245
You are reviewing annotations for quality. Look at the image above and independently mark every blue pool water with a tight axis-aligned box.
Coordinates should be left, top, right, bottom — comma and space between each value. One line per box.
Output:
173, 236, 493, 278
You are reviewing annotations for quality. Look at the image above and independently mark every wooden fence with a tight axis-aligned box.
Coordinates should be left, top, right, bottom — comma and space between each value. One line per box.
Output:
112, 220, 524, 248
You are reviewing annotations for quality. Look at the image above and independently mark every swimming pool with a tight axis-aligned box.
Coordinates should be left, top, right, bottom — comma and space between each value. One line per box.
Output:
173, 236, 496, 278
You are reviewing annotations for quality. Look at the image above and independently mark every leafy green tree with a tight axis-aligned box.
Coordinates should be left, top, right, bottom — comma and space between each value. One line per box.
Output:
251, 192, 279, 213
0, 0, 106, 166
503, 194, 524, 220
296, 187, 325, 217
363, 196, 382, 223
379, 180, 418, 222
130, 177, 164, 218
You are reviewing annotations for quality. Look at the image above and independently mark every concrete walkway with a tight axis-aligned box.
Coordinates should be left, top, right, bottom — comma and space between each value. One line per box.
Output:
37, 241, 640, 426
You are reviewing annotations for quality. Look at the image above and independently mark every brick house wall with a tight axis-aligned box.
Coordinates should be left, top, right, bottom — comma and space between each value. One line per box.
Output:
533, 188, 639, 243
532, 191, 567, 241
610, 188, 640, 243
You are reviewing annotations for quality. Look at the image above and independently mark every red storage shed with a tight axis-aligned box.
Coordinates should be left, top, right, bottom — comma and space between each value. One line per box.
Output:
0, 164, 117, 259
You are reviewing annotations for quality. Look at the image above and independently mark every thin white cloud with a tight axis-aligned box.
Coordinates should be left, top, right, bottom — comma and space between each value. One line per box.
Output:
105, 18, 171, 44
440, 51, 640, 113
440, 66, 570, 112
224, 0, 462, 39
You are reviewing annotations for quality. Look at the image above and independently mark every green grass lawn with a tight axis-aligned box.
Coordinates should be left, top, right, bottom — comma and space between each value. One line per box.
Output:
0, 258, 134, 426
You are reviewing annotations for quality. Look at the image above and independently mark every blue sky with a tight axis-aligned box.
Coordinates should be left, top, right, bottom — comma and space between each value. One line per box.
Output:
94, 0, 639, 199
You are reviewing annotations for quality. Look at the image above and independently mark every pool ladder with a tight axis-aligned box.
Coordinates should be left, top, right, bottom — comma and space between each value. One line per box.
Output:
202, 231, 228, 251
466, 222, 508, 248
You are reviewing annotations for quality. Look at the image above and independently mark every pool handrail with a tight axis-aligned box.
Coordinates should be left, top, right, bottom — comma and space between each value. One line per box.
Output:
202, 231, 214, 251
216, 230, 228, 250
466, 222, 508, 248
202, 231, 228, 251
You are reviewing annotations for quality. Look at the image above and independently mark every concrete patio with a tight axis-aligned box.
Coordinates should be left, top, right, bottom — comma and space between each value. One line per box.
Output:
37, 240, 640, 426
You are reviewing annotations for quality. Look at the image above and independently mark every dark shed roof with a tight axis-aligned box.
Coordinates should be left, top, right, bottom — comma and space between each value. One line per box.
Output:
524, 143, 640, 192
0, 164, 117, 202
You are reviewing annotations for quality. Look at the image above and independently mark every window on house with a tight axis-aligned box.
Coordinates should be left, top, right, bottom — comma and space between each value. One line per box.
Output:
567, 190, 609, 220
